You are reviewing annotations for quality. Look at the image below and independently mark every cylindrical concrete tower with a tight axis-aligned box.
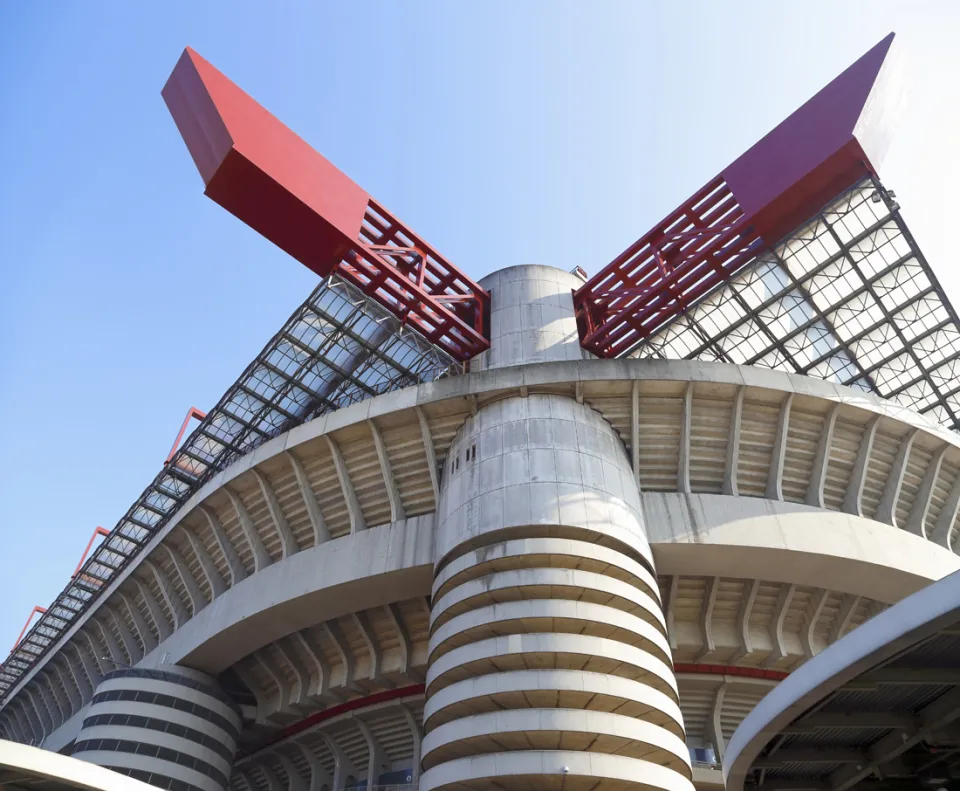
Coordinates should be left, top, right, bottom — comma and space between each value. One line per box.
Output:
72, 666, 240, 791
423, 393, 690, 790
421, 265, 692, 790
473, 265, 588, 371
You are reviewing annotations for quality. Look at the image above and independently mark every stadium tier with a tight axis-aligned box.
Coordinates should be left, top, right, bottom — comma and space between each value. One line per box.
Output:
3, 32, 959, 791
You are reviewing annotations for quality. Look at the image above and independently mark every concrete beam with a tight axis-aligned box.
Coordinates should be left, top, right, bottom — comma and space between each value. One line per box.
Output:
842, 416, 879, 518
368, 419, 405, 522
134, 578, 172, 641
765, 393, 794, 501
324, 435, 365, 533
906, 444, 947, 538
385, 603, 412, 675
199, 503, 248, 585
273, 637, 311, 707
105, 606, 141, 664
352, 611, 382, 684
226, 487, 272, 571
679, 382, 693, 494
415, 406, 441, 504
284, 450, 330, 546
801, 589, 830, 659
765, 584, 796, 668
324, 621, 357, 692
119, 592, 157, 654
731, 579, 760, 663
182, 526, 227, 599
253, 468, 300, 558
829, 594, 861, 643
695, 577, 719, 662
805, 403, 840, 508
145, 560, 188, 629
294, 741, 332, 791
722, 386, 744, 496
876, 429, 918, 527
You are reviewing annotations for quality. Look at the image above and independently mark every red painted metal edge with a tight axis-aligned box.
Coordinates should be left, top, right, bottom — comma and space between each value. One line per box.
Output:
163, 49, 490, 361
239, 684, 425, 759
575, 33, 902, 358
165, 406, 207, 464
11, 607, 47, 651
73, 526, 110, 577
674, 663, 790, 681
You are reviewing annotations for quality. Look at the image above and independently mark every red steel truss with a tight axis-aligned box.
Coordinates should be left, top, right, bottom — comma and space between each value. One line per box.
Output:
163, 49, 490, 362
575, 33, 902, 358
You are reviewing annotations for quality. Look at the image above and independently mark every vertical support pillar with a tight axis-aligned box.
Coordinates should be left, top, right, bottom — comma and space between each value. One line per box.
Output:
422, 390, 690, 791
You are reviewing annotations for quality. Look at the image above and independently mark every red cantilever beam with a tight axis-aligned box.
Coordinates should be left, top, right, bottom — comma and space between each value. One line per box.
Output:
12, 607, 47, 651
73, 525, 110, 577
165, 406, 207, 464
575, 33, 903, 358
162, 49, 490, 361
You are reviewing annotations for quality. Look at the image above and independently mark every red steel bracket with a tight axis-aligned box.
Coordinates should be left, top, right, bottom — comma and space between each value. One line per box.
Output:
163, 49, 490, 362
165, 406, 207, 464
73, 525, 111, 578
12, 607, 47, 651
575, 33, 901, 358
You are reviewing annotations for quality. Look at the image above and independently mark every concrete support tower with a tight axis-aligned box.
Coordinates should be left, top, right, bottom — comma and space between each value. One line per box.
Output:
72, 667, 239, 791
421, 268, 693, 791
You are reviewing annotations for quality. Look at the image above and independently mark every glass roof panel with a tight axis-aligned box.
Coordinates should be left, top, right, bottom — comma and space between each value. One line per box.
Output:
631, 179, 960, 432
0, 274, 456, 701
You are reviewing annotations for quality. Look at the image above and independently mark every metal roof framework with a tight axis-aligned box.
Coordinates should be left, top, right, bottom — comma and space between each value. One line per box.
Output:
631, 178, 960, 432
569, 31, 960, 435
0, 275, 456, 701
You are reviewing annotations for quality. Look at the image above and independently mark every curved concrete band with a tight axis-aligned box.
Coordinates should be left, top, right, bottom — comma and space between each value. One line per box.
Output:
424, 392, 694, 791
72, 666, 239, 791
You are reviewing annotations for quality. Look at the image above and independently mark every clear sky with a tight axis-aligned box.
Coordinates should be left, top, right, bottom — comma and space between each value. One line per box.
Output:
1, 1, 959, 651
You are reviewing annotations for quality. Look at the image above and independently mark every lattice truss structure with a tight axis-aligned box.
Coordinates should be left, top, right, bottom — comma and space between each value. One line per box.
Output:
632, 179, 960, 431
0, 276, 455, 699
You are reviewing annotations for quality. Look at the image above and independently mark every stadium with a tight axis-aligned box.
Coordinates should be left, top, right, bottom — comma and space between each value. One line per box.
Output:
3, 31, 960, 791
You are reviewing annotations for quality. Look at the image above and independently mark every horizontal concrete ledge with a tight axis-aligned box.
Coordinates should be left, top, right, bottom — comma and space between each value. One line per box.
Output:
431, 537, 659, 602
427, 598, 672, 666
646, 493, 960, 603
0, 739, 159, 791
425, 632, 678, 699
419, 749, 696, 791
422, 669, 684, 735
141, 516, 435, 674
420, 708, 692, 775
429, 567, 665, 630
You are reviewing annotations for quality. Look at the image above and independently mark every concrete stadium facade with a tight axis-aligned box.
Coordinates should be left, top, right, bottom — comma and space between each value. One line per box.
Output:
3, 265, 960, 791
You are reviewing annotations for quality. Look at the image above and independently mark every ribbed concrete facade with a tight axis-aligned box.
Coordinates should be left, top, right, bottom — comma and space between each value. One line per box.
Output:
424, 392, 691, 790
4, 264, 960, 791
72, 668, 239, 791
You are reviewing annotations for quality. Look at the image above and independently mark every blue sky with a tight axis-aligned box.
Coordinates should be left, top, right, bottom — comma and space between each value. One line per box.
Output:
1, 1, 959, 650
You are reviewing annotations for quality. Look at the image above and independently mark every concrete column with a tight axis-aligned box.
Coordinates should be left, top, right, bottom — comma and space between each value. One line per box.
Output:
472, 265, 586, 371
422, 390, 692, 791
71, 665, 240, 791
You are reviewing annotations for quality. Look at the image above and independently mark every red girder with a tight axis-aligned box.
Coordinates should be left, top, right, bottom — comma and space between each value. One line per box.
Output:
11, 607, 46, 652
575, 34, 901, 358
165, 406, 207, 464
72, 526, 110, 578
163, 49, 489, 362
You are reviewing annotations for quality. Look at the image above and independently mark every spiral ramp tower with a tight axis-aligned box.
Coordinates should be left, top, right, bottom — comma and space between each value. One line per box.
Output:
4, 33, 960, 791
